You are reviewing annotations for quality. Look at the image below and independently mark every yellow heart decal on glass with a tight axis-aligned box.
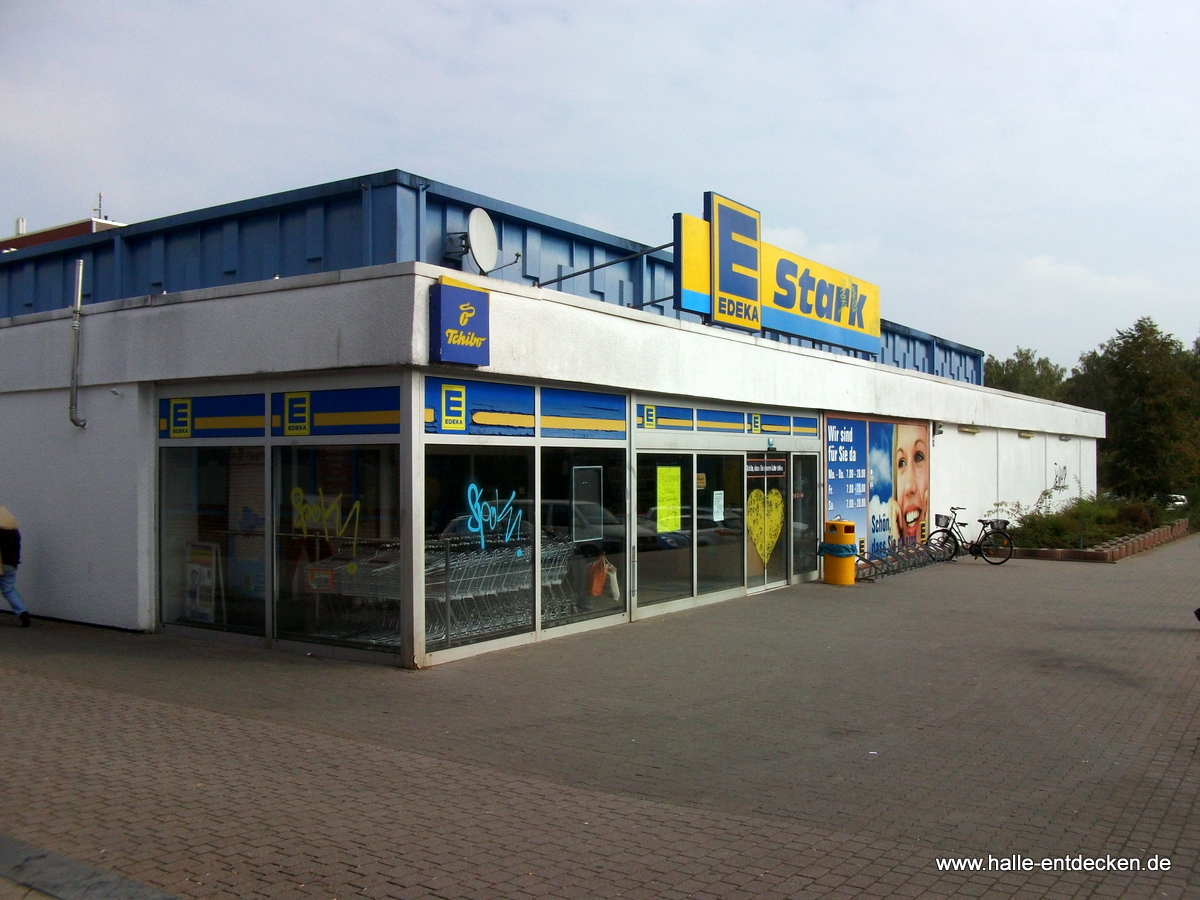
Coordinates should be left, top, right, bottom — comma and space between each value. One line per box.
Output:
747, 488, 785, 565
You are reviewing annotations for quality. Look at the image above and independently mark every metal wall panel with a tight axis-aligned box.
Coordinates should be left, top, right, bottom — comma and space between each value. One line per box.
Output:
0, 168, 983, 383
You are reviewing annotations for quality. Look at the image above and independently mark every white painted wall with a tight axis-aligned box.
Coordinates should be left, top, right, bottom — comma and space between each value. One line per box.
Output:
0, 383, 155, 629
0, 263, 1104, 440
931, 428, 998, 525
930, 426, 1098, 527
997, 431, 1046, 509
0, 262, 1104, 631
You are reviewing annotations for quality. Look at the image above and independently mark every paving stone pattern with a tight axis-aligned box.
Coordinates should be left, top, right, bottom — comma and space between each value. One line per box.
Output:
2, 537, 1200, 898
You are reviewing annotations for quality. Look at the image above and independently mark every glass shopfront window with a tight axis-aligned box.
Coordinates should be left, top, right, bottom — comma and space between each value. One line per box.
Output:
273, 445, 401, 648
792, 454, 819, 576
160, 447, 266, 635
697, 454, 744, 594
747, 453, 789, 587
425, 446, 535, 649
540, 448, 627, 627
635, 453, 693, 605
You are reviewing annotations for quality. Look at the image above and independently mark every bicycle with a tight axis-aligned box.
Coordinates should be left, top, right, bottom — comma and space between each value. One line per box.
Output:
927, 507, 1014, 565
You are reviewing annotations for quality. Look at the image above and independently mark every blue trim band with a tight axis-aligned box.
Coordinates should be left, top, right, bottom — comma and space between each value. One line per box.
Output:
762, 307, 880, 354
819, 542, 858, 557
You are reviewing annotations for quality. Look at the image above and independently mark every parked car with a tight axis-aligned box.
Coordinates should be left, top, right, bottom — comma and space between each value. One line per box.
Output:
636, 506, 692, 551
696, 506, 743, 546
539, 500, 625, 557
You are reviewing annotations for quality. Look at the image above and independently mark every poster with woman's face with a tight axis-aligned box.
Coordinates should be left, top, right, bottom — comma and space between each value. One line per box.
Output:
868, 421, 930, 552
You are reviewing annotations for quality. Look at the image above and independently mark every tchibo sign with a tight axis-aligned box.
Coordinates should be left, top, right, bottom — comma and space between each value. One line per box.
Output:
429, 277, 490, 366
674, 192, 880, 354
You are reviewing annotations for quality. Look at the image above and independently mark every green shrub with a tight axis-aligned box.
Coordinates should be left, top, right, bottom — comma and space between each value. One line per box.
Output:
1006, 493, 1165, 549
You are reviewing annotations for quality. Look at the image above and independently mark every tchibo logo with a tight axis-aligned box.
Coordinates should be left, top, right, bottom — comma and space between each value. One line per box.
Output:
444, 301, 486, 347
431, 281, 490, 365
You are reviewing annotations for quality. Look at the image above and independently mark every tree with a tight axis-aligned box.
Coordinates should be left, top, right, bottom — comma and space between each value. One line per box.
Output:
984, 347, 1066, 400
1063, 318, 1200, 498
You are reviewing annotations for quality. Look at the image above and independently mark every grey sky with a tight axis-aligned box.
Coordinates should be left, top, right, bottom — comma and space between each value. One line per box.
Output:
2, 1, 1196, 367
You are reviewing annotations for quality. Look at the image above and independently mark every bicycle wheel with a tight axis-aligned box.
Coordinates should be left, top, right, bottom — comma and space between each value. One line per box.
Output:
980, 529, 1013, 564
927, 529, 959, 562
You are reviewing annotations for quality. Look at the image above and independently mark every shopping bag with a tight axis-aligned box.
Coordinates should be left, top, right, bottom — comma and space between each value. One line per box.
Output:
586, 553, 608, 597
604, 560, 620, 602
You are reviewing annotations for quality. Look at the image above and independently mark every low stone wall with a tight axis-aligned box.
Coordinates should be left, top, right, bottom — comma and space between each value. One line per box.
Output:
1012, 519, 1191, 563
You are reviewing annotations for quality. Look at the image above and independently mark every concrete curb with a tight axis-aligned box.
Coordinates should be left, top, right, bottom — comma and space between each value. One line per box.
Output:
1012, 519, 1191, 563
0, 835, 178, 900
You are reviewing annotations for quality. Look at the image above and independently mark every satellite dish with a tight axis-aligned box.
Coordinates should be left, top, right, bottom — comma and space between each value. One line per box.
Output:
466, 208, 498, 273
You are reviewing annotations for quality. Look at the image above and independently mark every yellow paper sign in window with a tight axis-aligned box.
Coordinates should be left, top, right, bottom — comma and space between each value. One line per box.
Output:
656, 466, 682, 533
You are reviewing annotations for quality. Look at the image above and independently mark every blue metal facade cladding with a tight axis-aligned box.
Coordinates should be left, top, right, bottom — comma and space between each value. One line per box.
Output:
879, 319, 984, 384
0, 169, 982, 384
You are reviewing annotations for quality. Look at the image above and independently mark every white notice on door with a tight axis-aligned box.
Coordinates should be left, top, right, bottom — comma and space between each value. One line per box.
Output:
712, 490, 724, 522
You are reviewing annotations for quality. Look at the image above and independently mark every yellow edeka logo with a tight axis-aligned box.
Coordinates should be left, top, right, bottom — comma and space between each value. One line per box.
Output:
750, 413, 761, 434
441, 384, 467, 431
168, 398, 192, 438
643, 405, 657, 429
709, 194, 761, 331
284, 392, 311, 436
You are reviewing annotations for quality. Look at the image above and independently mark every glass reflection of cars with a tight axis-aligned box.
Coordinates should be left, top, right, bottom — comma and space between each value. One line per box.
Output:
540, 501, 624, 558
696, 506, 743, 546
439, 514, 534, 541
637, 507, 692, 551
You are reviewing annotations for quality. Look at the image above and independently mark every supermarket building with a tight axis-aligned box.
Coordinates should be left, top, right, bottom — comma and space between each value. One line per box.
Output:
0, 170, 1104, 666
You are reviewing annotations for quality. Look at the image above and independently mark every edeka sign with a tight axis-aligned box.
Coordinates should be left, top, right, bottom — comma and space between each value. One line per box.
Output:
707, 193, 762, 331
674, 194, 880, 354
430, 277, 490, 366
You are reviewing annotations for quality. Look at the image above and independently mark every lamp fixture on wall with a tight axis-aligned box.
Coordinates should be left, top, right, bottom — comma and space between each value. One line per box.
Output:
957, 424, 981, 435
1059, 435, 1072, 442
1018, 431, 1034, 439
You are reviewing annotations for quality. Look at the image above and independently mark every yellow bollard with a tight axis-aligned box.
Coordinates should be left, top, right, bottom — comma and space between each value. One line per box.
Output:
821, 521, 857, 585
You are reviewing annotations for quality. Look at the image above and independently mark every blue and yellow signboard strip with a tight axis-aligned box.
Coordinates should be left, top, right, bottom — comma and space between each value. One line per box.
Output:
696, 409, 745, 433
636, 404, 694, 430
424, 377, 535, 436
748, 413, 791, 435
793, 416, 819, 437
541, 389, 626, 440
673, 214, 711, 316
270, 386, 400, 436
159, 394, 265, 439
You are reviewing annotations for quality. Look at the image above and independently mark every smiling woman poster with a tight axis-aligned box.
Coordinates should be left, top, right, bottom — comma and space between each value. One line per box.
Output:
868, 421, 930, 554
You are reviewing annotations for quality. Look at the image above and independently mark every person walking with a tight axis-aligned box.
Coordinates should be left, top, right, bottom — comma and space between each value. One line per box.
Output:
0, 505, 30, 627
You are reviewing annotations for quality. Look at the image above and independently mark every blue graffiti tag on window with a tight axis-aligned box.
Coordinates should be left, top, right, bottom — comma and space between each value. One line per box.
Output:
466, 483, 524, 549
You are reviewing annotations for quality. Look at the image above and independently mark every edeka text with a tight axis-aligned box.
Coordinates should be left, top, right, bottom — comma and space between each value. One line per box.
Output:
444, 328, 487, 348
773, 258, 867, 329
716, 296, 760, 326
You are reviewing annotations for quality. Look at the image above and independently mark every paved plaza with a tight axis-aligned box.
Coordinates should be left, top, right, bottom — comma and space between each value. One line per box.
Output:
2, 536, 1199, 899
